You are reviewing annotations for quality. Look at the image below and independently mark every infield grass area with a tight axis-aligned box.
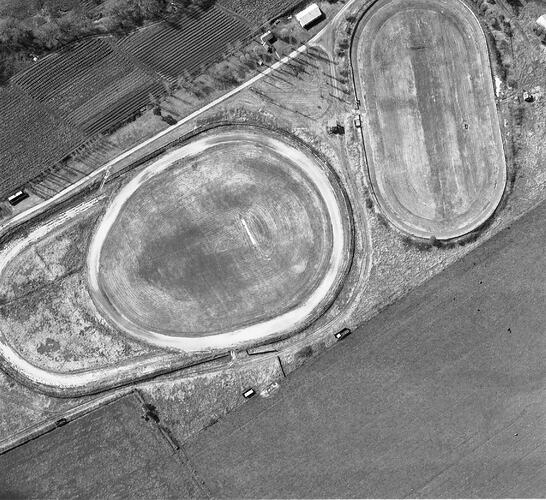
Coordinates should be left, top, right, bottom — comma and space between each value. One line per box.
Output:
88, 127, 352, 351
353, 0, 506, 239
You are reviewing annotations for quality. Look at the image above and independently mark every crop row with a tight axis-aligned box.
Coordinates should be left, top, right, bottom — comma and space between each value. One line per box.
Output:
12, 39, 116, 97
66, 77, 164, 136
218, 0, 305, 25
118, 6, 251, 78
11, 35, 163, 137
12, 40, 148, 119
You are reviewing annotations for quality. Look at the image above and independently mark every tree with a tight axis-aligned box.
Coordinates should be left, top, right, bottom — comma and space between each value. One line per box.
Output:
162, 79, 175, 96
0, 17, 32, 49
212, 61, 238, 85
33, 21, 63, 50
162, 114, 177, 125
429, 236, 442, 248
176, 69, 193, 90
149, 91, 160, 108
105, 0, 148, 33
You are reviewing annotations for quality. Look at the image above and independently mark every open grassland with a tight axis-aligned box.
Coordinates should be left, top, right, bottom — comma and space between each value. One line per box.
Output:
118, 6, 251, 79
90, 128, 352, 350
353, 0, 506, 239
0, 88, 87, 199
251, 51, 332, 120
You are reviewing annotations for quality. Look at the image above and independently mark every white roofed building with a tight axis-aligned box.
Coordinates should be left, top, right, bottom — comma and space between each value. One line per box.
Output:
295, 3, 323, 29
537, 14, 546, 30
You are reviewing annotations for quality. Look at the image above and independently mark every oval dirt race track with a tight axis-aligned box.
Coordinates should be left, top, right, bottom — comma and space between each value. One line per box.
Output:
353, 0, 506, 239
87, 128, 353, 351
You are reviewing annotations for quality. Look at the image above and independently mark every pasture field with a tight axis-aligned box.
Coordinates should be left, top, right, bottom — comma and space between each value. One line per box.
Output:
11, 38, 163, 136
353, 0, 506, 239
0, 87, 87, 199
117, 6, 251, 79
89, 127, 352, 350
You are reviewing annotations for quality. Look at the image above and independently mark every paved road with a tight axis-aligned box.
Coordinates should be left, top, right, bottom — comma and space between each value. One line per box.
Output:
183, 199, 546, 498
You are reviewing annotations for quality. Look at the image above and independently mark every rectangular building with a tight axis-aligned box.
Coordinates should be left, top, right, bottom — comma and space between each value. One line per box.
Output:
295, 3, 323, 29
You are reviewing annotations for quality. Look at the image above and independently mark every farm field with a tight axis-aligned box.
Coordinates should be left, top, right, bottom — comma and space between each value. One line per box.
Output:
89, 127, 352, 351
0, 0, 273, 203
11, 38, 163, 136
353, 0, 506, 239
117, 6, 252, 79
183, 198, 546, 499
218, 0, 304, 25
0, 87, 87, 199
0, 393, 203, 497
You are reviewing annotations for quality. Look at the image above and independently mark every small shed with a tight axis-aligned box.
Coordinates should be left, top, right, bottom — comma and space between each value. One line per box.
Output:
327, 118, 339, 134
296, 3, 323, 29
536, 14, 546, 30
353, 114, 362, 128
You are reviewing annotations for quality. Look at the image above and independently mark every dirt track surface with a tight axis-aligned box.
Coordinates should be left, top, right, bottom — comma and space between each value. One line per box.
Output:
353, 0, 506, 239
183, 199, 546, 498
88, 128, 352, 351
